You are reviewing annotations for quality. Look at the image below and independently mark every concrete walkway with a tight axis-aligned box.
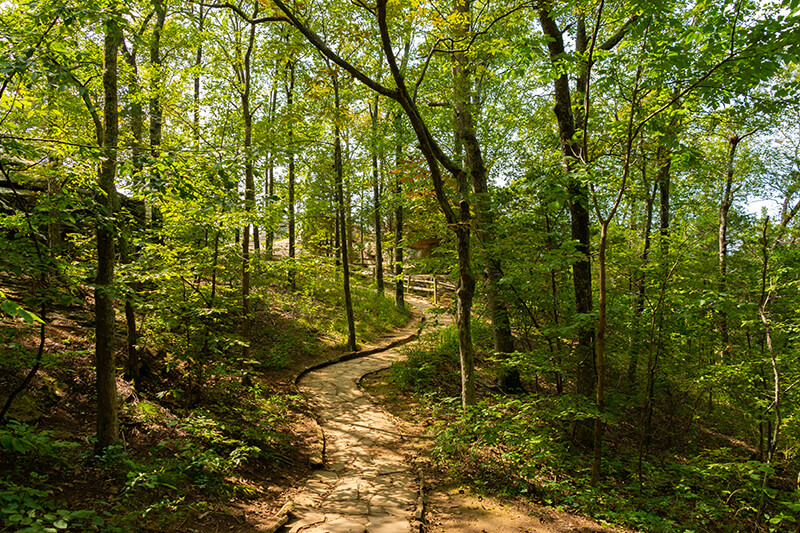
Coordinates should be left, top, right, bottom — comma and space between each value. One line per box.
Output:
285, 300, 441, 533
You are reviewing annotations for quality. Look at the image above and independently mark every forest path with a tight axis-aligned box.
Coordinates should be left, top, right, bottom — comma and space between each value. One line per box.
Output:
282, 298, 627, 533
283, 296, 438, 533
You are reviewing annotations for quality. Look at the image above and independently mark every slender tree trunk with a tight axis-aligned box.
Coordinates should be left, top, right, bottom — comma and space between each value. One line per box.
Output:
371, 95, 384, 294
333, 74, 357, 351
544, 209, 564, 394
149, 0, 165, 161
266, 156, 275, 260
757, 217, 781, 516
592, 220, 611, 485
393, 112, 404, 310
589, 54, 641, 485
628, 177, 657, 385
657, 143, 671, 257
267, 73, 279, 260
193, 4, 204, 149
254, 225, 260, 253
120, 41, 145, 386
718, 134, 740, 361
95, 18, 120, 452
238, 5, 258, 360
287, 58, 296, 290
334, 208, 341, 266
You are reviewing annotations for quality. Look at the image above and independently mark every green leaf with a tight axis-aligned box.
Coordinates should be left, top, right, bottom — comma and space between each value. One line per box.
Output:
11, 437, 30, 454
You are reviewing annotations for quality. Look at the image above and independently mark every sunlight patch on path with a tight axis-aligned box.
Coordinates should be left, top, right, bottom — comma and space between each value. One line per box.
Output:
285, 298, 440, 533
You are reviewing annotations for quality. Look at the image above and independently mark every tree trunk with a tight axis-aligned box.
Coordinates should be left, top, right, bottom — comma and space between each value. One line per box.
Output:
287, 58, 296, 290
333, 73, 357, 351
371, 95, 384, 294
149, 0, 166, 161
592, 220, 611, 485
238, 7, 257, 360
264, 75, 279, 261
539, 8, 595, 444
266, 156, 275, 260
95, 18, 120, 452
453, 0, 515, 378
193, 4, 204, 149
120, 39, 144, 387
393, 112, 404, 310
541, 208, 564, 394
718, 134, 740, 361
628, 176, 657, 385
657, 143, 671, 257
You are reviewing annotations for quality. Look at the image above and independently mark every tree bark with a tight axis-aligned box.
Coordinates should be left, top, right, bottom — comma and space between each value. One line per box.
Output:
628, 175, 657, 385
333, 73, 357, 351
95, 18, 120, 452
718, 134, 740, 361
657, 143, 671, 257
149, 0, 166, 160
286, 58, 296, 290
539, 7, 595, 442
238, 6, 257, 360
371, 95, 384, 294
193, 4, 204, 149
453, 0, 515, 367
393, 112, 404, 310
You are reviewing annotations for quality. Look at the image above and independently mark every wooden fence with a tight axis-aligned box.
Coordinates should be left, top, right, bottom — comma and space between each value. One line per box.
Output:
401, 274, 456, 303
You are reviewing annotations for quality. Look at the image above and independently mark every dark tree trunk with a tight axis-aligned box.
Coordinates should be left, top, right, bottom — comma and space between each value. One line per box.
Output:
333, 74, 357, 351
657, 144, 671, 257
265, 78, 278, 260
628, 175, 657, 386
539, 8, 595, 444
287, 58, 296, 290
393, 112, 404, 310
120, 35, 145, 387
237, 6, 258, 360
149, 0, 166, 161
266, 156, 275, 260
371, 95, 384, 294
718, 134, 740, 361
95, 18, 120, 452
453, 0, 514, 361
193, 4, 204, 149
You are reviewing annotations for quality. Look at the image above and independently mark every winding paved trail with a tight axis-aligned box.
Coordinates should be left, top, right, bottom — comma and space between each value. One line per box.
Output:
284, 298, 441, 533
281, 299, 626, 533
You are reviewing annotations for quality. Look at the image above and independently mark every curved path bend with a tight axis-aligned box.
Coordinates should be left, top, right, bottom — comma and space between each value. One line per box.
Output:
285, 298, 444, 533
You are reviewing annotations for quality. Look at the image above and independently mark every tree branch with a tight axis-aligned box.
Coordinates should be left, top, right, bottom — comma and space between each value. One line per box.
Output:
199, 2, 287, 24
270, 0, 398, 98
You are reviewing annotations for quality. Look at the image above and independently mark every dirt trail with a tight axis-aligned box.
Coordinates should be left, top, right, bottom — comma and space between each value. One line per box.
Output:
283, 298, 629, 533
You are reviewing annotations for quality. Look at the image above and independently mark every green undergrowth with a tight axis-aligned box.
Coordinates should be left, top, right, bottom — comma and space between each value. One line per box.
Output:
1, 254, 409, 531
389, 322, 800, 533
1, 381, 299, 531
268, 256, 410, 353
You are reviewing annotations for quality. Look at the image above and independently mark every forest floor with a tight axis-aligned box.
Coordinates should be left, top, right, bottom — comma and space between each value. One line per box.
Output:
1, 274, 629, 533
269, 296, 631, 533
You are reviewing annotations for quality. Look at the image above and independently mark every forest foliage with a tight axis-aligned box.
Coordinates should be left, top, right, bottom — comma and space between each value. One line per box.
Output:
1, 0, 800, 531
